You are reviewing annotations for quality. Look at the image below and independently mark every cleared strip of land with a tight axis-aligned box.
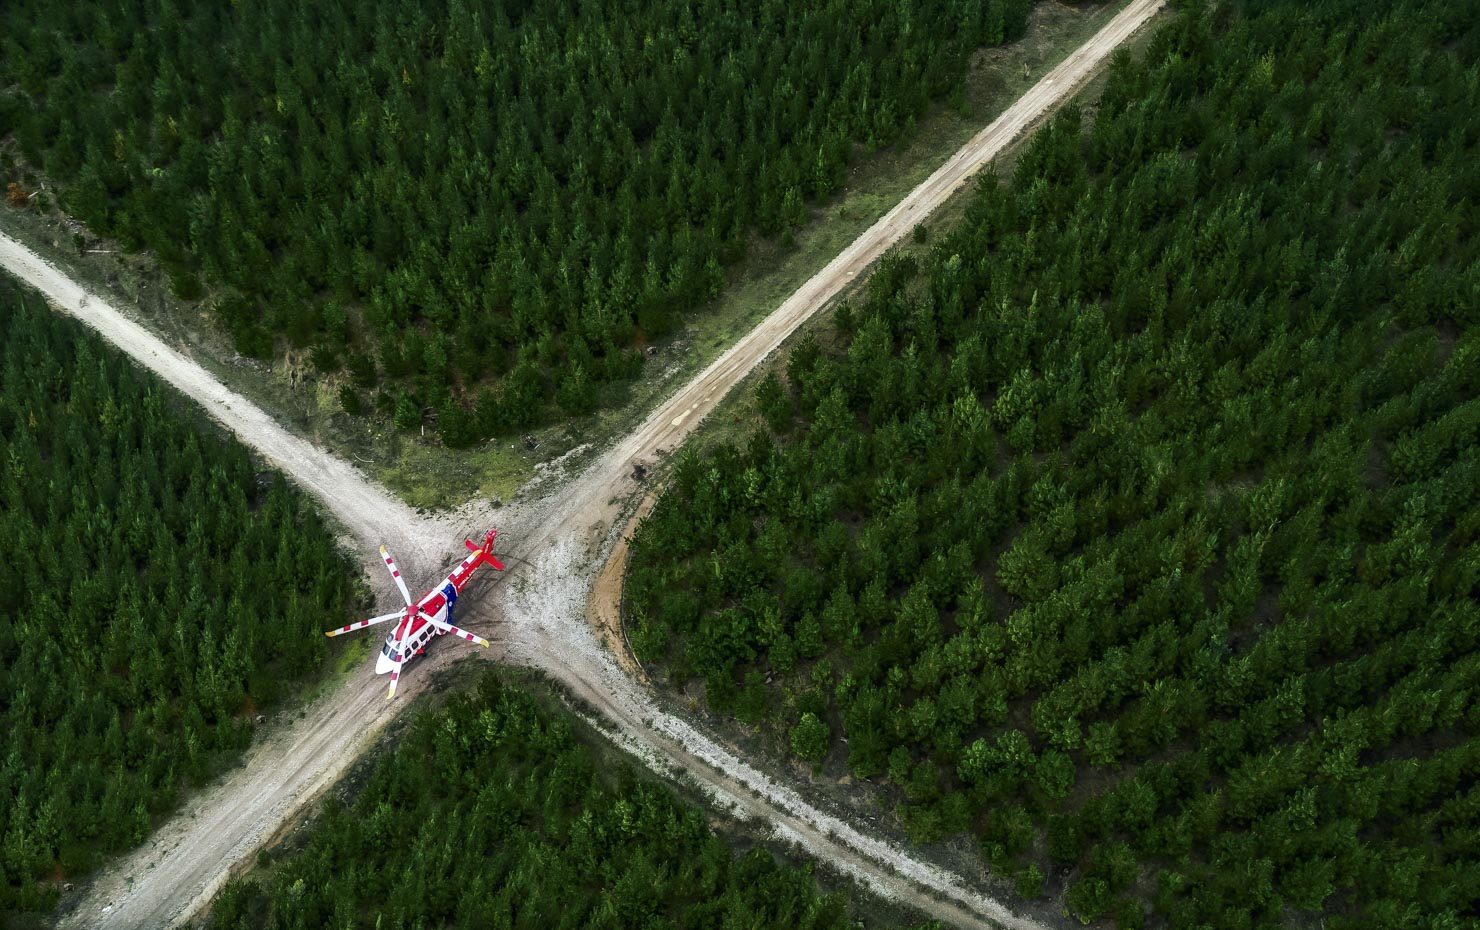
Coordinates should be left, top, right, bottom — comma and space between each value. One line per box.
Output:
0, 1, 1164, 925
0, 234, 447, 570
588, 0, 1165, 504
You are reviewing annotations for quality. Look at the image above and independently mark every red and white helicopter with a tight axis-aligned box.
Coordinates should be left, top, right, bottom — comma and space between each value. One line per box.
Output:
326, 529, 506, 699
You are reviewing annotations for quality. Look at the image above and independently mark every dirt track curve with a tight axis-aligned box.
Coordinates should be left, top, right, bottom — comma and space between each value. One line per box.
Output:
1, 2, 1163, 925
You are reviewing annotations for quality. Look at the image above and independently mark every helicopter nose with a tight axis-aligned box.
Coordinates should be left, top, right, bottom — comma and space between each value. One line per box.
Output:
375, 647, 395, 675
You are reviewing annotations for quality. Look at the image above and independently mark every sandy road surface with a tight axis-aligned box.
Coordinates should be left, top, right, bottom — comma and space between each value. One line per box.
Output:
0, 232, 470, 928
2, 1, 1163, 926
572, 0, 1165, 513
0, 234, 449, 574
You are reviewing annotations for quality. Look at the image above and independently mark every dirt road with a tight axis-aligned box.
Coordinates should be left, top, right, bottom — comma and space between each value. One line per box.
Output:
0, 235, 449, 574
1, 1, 1164, 926
575, 0, 1164, 507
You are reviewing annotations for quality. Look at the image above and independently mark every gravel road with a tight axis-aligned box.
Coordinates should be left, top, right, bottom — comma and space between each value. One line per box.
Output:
0, 2, 1164, 925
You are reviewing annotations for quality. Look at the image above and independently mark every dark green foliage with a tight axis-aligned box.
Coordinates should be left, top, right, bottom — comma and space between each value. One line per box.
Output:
792, 711, 830, 764
627, 1, 1480, 926
0, 277, 356, 917
209, 673, 923, 930
0, 0, 1033, 445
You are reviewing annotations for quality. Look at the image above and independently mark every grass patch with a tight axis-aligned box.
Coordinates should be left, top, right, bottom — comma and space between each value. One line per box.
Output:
330, 635, 372, 684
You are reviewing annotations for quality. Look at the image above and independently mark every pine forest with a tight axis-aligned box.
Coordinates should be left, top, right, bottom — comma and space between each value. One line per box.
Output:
1, 0, 1031, 443
0, 276, 357, 918
208, 672, 927, 930
626, 1, 1480, 926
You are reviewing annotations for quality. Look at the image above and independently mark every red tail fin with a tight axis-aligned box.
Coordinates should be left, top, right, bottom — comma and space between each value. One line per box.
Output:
464, 530, 505, 571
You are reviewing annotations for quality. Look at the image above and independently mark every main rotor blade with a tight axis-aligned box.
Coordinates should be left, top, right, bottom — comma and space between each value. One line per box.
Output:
379, 546, 414, 607
386, 646, 406, 700
421, 611, 491, 649
384, 621, 414, 701
325, 611, 402, 638
385, 607, 416, 700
